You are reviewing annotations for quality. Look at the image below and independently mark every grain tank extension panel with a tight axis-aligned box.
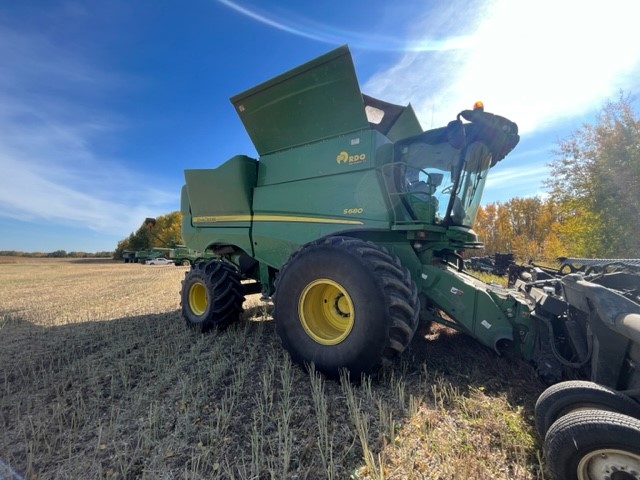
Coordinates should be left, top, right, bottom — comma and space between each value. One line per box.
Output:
230, 45, 418, 155
184, 155, 257, 224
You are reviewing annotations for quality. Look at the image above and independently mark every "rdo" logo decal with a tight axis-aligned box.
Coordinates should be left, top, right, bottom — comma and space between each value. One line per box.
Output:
336, 151, 366, 165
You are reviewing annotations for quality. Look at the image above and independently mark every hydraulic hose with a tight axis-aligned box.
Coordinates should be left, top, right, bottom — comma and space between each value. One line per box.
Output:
534, 312, 593, 369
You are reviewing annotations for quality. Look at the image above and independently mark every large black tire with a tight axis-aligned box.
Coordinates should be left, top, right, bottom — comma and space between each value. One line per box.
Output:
535, 380, 640, 437
274, 236, 419, 378
181, 260, 244, 332
544, 409, 640, 480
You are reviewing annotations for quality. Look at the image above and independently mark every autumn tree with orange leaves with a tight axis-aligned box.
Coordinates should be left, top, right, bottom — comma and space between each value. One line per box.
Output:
475, 95, 640, 261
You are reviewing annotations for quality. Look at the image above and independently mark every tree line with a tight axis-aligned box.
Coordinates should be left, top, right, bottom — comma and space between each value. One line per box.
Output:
474, 95, 640, 261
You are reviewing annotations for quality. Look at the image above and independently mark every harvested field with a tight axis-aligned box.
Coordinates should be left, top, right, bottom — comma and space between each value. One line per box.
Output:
0, 257, 546, 479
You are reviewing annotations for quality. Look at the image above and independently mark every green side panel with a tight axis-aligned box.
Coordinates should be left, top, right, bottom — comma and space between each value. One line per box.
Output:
257, 130, 383, 186
230, 46, 369, 155
182, 226, 254, 257
386, 104, 423, 142
254, 170, 389, 222
184, 155, 257, 225
251, 224, 331, 270
181, 184, 254, 254
251, 167, 391, 268
181, 156, 256, 256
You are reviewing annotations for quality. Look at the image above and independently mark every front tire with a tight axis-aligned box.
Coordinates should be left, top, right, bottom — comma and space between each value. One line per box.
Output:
535, 380, 640, 437
544, 409, 640, 480
181, 260, 244, 332
274, 236, 419, 378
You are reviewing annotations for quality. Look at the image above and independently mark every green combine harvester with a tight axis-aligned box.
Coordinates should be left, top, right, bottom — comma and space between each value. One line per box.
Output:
180, 45, 522, 374
121, 250, 136, 263
178, 46, 640, 478
169, 245, 214, 267
134, 247, 171, 264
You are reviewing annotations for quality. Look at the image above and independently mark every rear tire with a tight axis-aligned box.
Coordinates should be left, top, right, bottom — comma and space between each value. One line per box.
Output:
274, 236, 419, 378
535, 380, 640, 437
181, 260, 244, 332
544, 409, 640, 480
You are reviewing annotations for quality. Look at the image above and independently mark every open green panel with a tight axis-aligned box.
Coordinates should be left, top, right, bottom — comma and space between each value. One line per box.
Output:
184, 155, 257, 222
230, 46, 370, 155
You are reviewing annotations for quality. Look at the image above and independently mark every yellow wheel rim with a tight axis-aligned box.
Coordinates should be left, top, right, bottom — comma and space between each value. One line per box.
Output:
188, 282, 208, 316
298, 279, 354, 345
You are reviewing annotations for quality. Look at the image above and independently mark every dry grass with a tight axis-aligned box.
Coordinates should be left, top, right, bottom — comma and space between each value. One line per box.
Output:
0, 257, 546, 479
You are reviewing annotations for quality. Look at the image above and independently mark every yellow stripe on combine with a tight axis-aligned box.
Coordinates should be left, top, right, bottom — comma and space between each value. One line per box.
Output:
192, 215, 252, 223
192, 214, 363, 225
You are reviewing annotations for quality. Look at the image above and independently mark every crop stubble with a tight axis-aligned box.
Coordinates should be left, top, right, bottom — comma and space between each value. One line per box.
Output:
0, 257, 545, 479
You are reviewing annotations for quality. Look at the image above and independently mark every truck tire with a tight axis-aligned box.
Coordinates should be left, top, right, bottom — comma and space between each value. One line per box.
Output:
181, 260, 244, 332
535, 380, 640, 437
543, 409, 640, 480
274, 236, 419, 378
181, 259, 191, 267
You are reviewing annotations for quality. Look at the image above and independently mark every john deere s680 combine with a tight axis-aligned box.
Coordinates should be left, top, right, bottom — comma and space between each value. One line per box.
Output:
177, 46, 640, 479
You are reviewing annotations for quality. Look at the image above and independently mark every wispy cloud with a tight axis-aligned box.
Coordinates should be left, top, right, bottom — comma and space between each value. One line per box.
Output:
365, 0, 640, 134
0, 22, 176, 237
477, 142, 555, 200
479, 163, 551, 204
486, 165, 549, 189
217, 0, 474, 52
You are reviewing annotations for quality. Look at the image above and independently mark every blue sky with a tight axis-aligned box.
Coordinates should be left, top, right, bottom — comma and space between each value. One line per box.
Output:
1, 0, 639, 252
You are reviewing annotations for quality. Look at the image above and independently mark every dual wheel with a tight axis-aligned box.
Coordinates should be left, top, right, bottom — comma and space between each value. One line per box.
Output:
536, 380, 640, 480
180, 237, 420, 377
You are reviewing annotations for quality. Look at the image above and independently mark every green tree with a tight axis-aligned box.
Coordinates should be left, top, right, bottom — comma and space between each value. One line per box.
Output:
546, 94, 640, 257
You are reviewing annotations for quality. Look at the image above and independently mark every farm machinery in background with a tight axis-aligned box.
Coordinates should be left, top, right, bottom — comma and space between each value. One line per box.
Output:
124, 244, 211, 267
121, 250, 137, 263
120, 248, 161, 263
130, 218, 213, 266
134, 247, 172, 264
169, 245, 215, 266
121, 248, 167, 264
465, 252, 515, 276
175, 46, 640, 479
